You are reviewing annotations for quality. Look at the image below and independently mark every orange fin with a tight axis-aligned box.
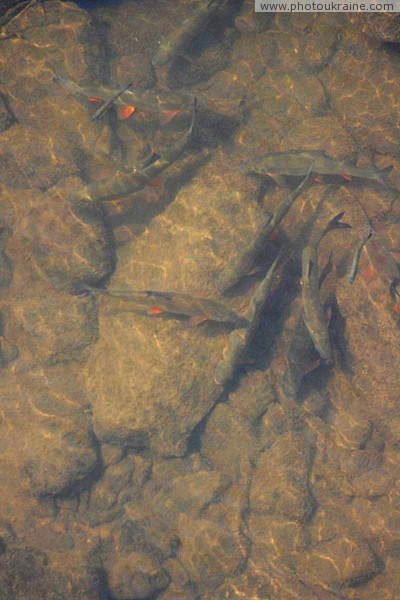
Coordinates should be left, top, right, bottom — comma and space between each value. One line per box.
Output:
394, 303, 400, 315
88, 96, 104, 103
118, 105, 136, 120
269, 231, 279, 241
312, 176, 323, 183
188, 315, 207, 327
149, 307, 164, 315
362, 264, 376, 282
342, 173, 352, 182
161, 109, 182, 126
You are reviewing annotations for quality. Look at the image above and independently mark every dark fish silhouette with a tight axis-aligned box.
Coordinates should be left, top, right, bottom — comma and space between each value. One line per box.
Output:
243, 150, 395, 190
217, 163, 313, 294
54, 73, 205, 113
215, 250, 284, 385
91, 81, 133, 122
302, 212, 351, 364
152, 0, 226, 67
70, 98, 198, 203
282, 253, 333, 401
85, 286, 240, 326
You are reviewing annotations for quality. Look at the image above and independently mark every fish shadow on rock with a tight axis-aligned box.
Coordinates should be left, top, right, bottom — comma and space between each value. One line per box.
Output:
329, 299, 354, 376
165, 1, 242, 89
381, 41, 400, 57
221, 239, 283, 299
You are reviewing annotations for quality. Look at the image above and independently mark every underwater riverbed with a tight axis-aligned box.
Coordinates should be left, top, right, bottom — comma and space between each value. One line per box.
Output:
0, 1, 400, 598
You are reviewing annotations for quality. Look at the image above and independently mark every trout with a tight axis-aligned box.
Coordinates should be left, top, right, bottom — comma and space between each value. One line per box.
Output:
85, 286, 240, 326
244, 150, 395, 190
302, 212, 351, 363
70, 98, 197, 203
217, 163, 313, 294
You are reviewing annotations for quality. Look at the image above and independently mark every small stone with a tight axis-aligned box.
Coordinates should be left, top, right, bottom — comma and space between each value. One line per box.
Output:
295, 537, 379, 589
250, 432, 313, 523
107, 551, 170, 600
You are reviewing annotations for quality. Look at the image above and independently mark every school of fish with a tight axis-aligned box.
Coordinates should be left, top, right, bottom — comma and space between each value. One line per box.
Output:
38, 1, 400, 402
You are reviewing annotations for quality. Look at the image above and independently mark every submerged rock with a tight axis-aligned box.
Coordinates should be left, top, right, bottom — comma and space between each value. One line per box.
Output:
295, 536, 379, 590
234, 0, 273, 34
81, 457, 135, 526
320, 29, 400, 156
352, 13, 400, 43
250, 431, 313, 523
107, 550, 170, 599
0, 368, 99, 498
83, 153, 266, 455
177, 513, 247, 595
13, 179, 114, 292
4, 292, 97, 368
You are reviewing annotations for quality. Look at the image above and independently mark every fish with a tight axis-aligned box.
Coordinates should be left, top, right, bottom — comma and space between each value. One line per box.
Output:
302, 212, 351, 364
243, 150, 395, 190
349, 229, 373, 285
282, 253, 333, 402
84, 286, 240, 326
70, 98, 198, 203
54, 73, 206, 113
214, 250, 284, 386
216, 163, 314, 294
91, 81, 133, 122
152, 0, 226, 67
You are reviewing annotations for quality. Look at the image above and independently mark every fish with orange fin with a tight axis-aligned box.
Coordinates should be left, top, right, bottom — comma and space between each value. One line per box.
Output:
91, 81, 133, 122
302, 212, 351, 364
216, 163, 313, 294
70, 98, 198, 203
118, 105, 136, 120
214, 249, 285, 386
83, 286, 240, 326
242, 150, 396, 191
54, 72, 206, 113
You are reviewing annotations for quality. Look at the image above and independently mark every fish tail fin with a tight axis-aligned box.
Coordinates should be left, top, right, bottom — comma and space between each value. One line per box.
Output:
376, 165, 396, 190
189, 97, 198, 134
326, 211, 352, 233
75, 284, 102, 297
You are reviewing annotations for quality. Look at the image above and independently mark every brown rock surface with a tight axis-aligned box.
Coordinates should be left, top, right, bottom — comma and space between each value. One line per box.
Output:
7, 180, 114, 292
106, 551, 170, 599
0, 367, 99, 503
1, 2, 400, 598
83, 154, 266, 455
250, 431, 313, 523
